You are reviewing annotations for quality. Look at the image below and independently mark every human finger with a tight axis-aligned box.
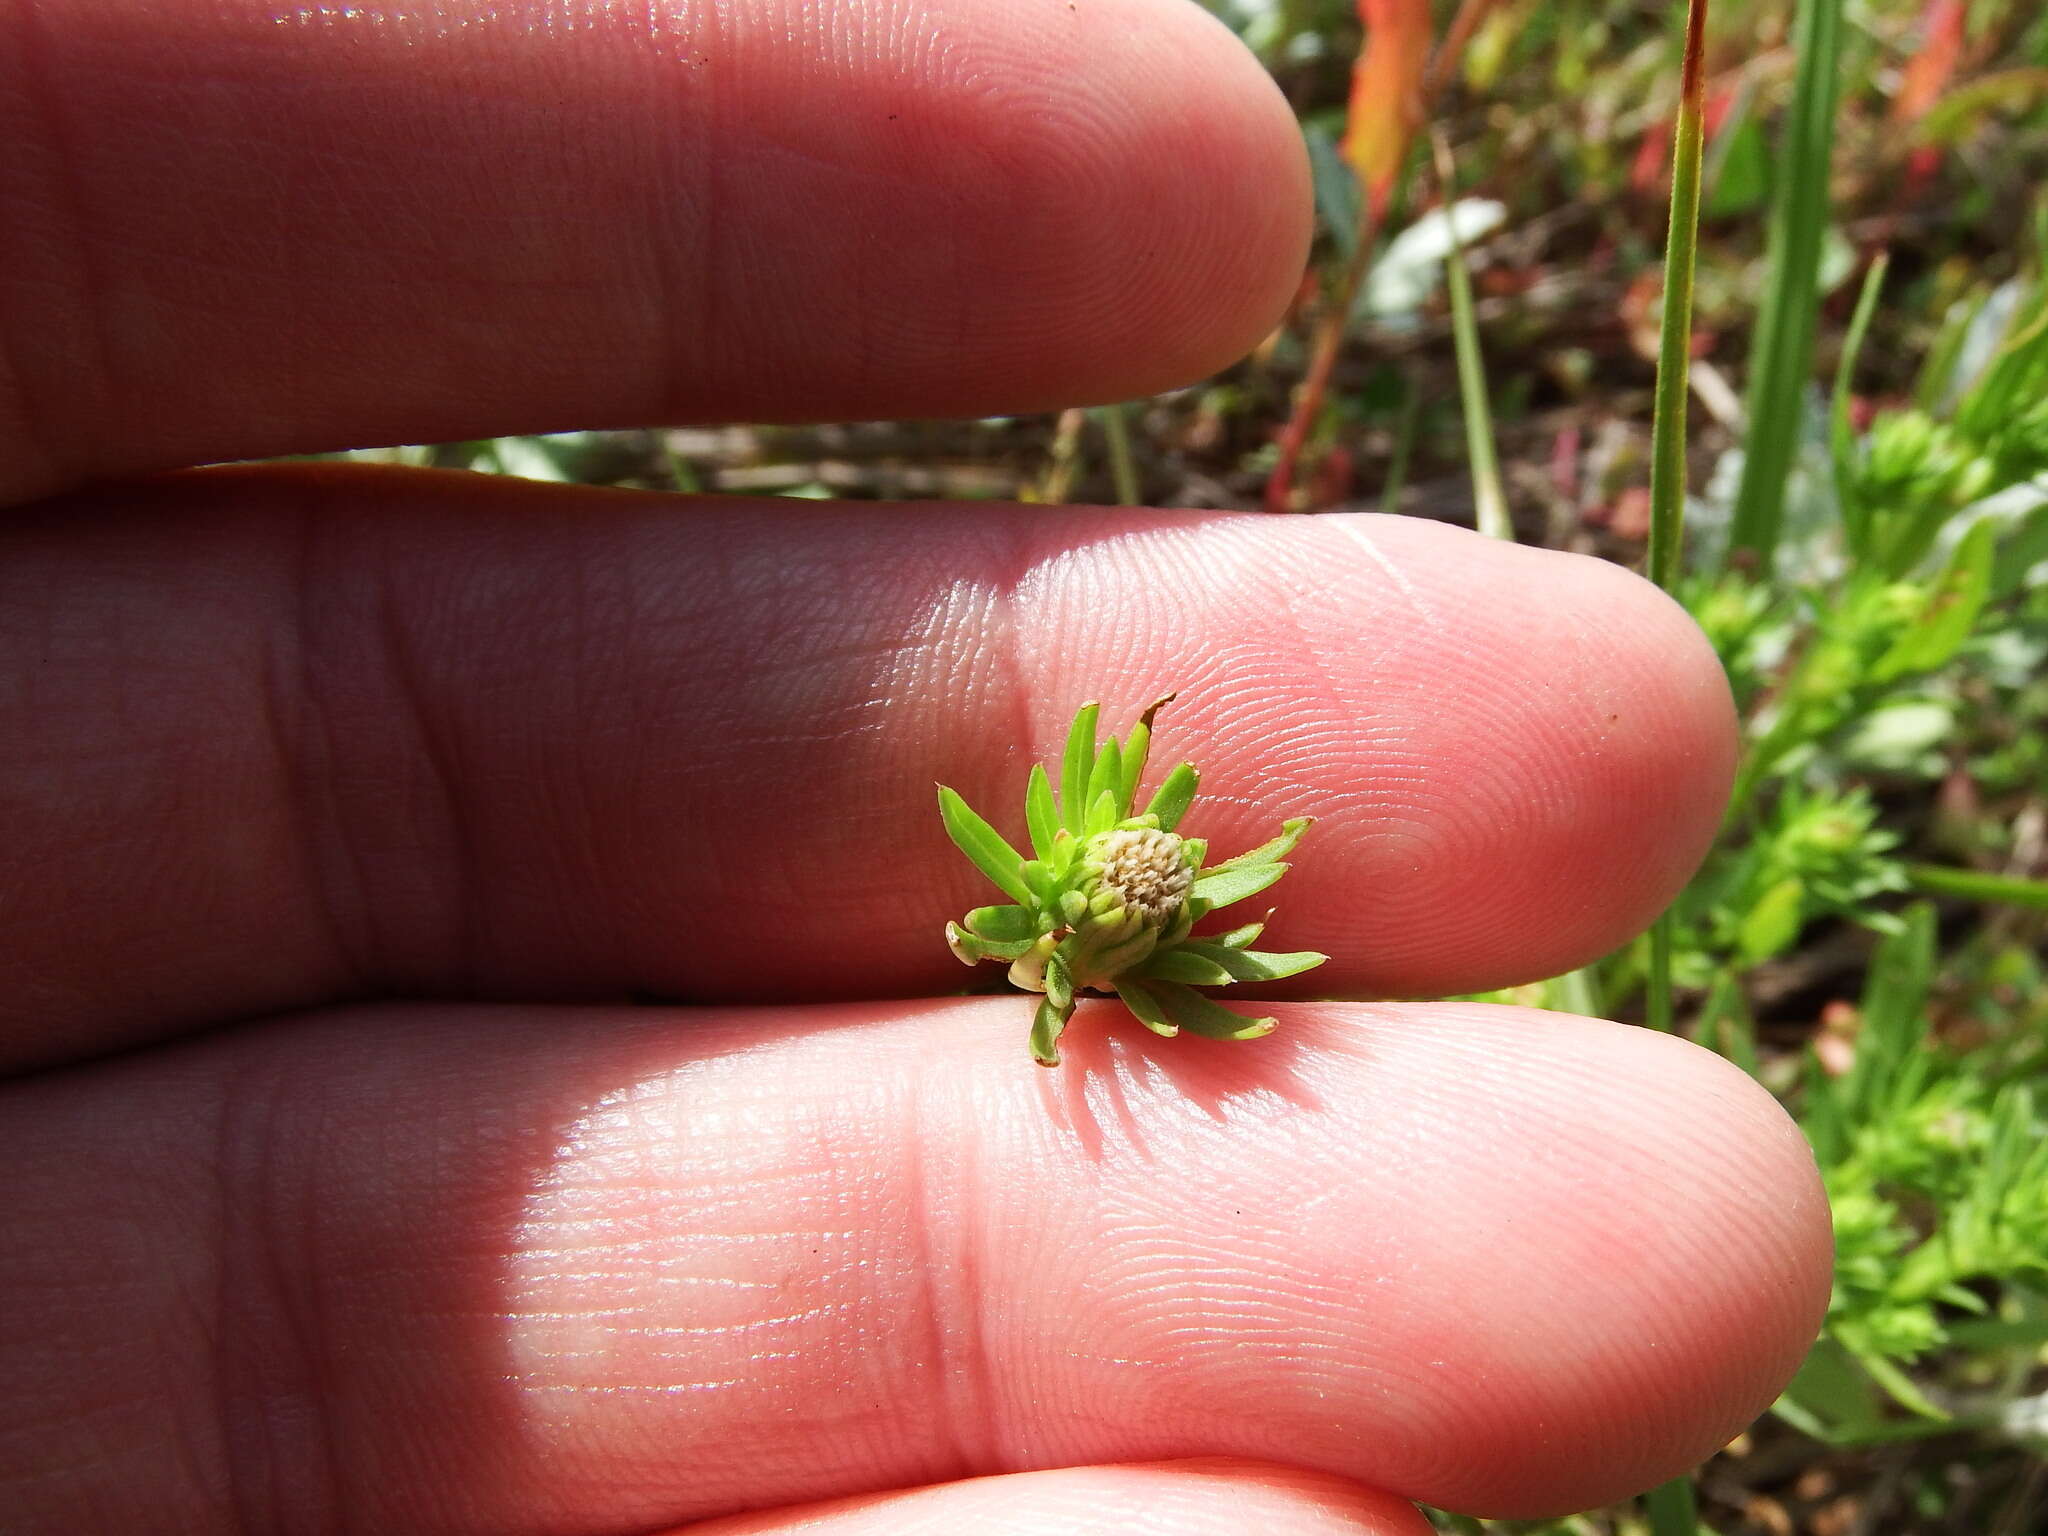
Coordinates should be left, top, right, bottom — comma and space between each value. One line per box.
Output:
0, 999, 1830, 1529
0, 480, 1734, 1071
678, 1459, 1432, 1535
0, 478, 1734, 1071
0, 0, 1309, 502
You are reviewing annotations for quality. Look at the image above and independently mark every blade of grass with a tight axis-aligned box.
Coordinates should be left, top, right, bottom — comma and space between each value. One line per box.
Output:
1644, 1472, 1700, 1536
1640, 81, 1706, 1536
1906, 864, 2048, 911
652, 430, 704, 494
1830, 252, 1889, 567
1724, 0, 1846, 573
1096, 404, 1140, 506
1431, 129, 1511, 541
1379, 375, 1422, 514
1646, 3, 1707, 593
1643, 0, 1711, 1056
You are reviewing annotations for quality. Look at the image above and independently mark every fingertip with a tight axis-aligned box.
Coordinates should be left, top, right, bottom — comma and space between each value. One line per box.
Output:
7, 0, 1312, 491
1235, 515, 1738, 993
831, 0, 1315, 412
683, 1459, 1431, 1535
1270, 1003, 1830, 1516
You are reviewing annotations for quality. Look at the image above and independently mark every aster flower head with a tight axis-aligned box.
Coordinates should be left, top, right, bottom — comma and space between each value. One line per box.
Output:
938, 695, 1327, 1066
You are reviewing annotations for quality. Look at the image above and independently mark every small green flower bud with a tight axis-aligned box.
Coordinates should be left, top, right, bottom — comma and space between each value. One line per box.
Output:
1066, 827, 1195, 987
937, 697, 1326, 1065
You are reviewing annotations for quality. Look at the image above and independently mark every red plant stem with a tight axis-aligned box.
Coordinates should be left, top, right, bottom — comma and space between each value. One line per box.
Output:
1263, 0, 1504, 513
1264, 199, 1381, 514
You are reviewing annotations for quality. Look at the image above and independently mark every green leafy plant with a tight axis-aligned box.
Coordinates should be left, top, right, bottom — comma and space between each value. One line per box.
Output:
1774, 907, 2048, 1443
937, 696, 1327, 1066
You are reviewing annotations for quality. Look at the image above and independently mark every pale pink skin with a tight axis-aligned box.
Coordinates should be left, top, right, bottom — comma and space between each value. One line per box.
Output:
0, 0, 1832, 1532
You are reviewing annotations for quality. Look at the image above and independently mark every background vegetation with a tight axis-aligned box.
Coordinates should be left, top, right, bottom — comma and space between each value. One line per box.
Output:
314, 0, 2048, 1528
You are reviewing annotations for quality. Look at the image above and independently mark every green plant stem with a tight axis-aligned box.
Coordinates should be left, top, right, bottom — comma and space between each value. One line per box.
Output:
1641, 0, 1711, 1045
1379, 379, 1422, 515
654, 430, 704, 494
1830, 252, 1889, 564
1647, 0, 1708, 592
1646, 919, 1675, 1032
1644, 1472, 1699, 1536
1725, 0, 1845, 572
1907, 864, 2048, 911
1097, 405, 1140, 506
1266, 197, 1383, 513
1432, 130, 1512, 541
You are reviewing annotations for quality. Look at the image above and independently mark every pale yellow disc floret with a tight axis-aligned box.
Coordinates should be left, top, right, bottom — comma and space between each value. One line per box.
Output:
1091, 828, 1192, 921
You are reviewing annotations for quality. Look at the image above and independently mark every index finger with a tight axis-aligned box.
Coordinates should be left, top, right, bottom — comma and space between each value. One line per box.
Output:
0, 0, 1310, 502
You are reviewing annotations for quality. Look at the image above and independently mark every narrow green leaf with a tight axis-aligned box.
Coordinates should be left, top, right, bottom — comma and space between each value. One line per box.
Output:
1024, 763, 1059, 861
1844, 1339, 1951, 1421
1120, 692, 1175, 811
1737, 876, 1806, 964
1171, 941, 1328, 982
1086, 787, 1121, 838
1906, 863, 2048, 911
1060, 702, 1101, 835
937, 785, 1033, 904
1642, 1475, 1698, 1536
1044, 945, 1075, 1012
1019, 859, 1056, 905
1030, 997, 1073, 1066
1114, 978, 1179, 1037
945, 923, 1032, 963
965, 904, 1037, 942
1119, 734, 1148, 815
1203, 818, 1312, 876
1189, 861, 1287, 910
1831, 252, 1889, 566
1697, 972, 1760, 1077
1139, 948, 1238, 986
1432, 129, 1511, 542
1142, 762, 1199, 831
1086, 737, 1123, 823
1149, 981, 1276, 1041
1725, 0, 1845, 572
1647, 0, 1708, 591
1099, 401, 1140, 505
1873, 518, 1994, 681
1213, 916, 1269, 949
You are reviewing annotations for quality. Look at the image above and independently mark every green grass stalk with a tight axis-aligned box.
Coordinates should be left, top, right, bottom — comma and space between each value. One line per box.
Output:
1643, 2, 1711, 1513
1642, 0, 1711, 1055
1432, 130, 1511, 541
1724, 0, 1846, 572
1647, 2, 1707, 592
1379, 380, 1422, 515
1830, 252, 1889, 565
655, 431, 704, 495
1097, 404, 1141, 506
1644, 1470, 1700, 1536
1907, 864, 2048, 911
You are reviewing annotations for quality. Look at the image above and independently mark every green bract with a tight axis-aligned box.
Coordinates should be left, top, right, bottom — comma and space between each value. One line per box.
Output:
937, 696, 1327, 1066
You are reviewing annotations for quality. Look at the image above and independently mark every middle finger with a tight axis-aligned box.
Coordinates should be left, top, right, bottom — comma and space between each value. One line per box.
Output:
0, 479, 1736, 1071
